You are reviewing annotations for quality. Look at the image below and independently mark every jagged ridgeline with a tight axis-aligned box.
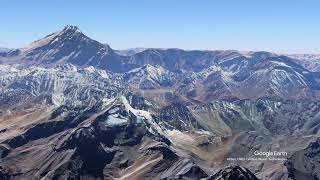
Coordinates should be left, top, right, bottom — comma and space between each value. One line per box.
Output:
0, 25, 320, 180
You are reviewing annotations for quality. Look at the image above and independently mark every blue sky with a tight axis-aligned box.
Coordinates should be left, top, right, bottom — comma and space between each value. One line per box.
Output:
1, 0, 319, 53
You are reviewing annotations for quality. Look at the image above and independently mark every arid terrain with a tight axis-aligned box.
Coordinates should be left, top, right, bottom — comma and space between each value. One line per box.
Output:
0, 26, 320, 180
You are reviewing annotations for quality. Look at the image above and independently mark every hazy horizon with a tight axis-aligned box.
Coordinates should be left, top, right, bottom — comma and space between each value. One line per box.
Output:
1, 0, 320, 54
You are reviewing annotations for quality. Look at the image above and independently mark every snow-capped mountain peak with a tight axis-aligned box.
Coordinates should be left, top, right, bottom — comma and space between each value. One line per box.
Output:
21, 25, 86, 52
10, 25, 128, 70
61, 25, 82, 34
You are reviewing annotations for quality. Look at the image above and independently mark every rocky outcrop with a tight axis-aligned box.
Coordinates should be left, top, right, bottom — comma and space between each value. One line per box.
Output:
204, 165, 259, 180
286, 138, 320, 180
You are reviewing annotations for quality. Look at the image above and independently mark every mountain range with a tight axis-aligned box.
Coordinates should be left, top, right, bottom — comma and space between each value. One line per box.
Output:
0, 25, 320, 180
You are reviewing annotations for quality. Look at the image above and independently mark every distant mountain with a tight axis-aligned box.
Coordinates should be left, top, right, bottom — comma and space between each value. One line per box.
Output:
2, 25, 320, 76
1, 25, 137, 72
0, 48, 11, 52
115, 47, 147, 56
0, 26, 281, 73
1, 26, 320, 103
0, 48, 18, 58
287, 54, 320, 72
127, 56, 320, 103
0, 48, 9, 57
1, 25, 320, 180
